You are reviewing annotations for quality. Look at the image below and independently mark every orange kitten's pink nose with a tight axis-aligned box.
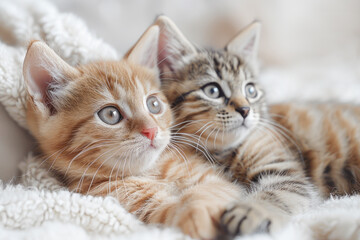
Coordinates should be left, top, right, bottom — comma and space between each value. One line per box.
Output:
141, 127, 158, 140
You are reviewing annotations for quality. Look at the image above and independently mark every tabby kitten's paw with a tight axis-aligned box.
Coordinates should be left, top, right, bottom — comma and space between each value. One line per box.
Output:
220, 201, 286, 236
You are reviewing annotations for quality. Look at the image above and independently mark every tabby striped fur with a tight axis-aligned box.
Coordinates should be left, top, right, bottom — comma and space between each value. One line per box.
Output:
271, 103, 360, 197
155, 16, 360, 236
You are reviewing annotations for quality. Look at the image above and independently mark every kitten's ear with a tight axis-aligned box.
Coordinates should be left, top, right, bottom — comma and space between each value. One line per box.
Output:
124, 25, 160, 70
154, 16, 197, 72
225, 21, 261, 63
23, 41, 80, 115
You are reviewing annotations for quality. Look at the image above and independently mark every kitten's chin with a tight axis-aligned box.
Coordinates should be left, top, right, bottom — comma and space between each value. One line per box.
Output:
138, 145, 167, 173
222, 118, 259, 148
122, 137, 169, 176
205, 125, 254, 152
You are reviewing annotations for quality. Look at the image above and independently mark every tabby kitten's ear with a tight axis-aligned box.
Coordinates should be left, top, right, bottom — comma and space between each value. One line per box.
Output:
225, 21, 261, 64
154, 16, 197, 72
23, 41, 80, 115
124, 25, 160, 71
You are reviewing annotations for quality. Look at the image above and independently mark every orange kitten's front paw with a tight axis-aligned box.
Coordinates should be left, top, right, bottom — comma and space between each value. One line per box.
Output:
175, 203, 222, 240
220, 202, 287, 237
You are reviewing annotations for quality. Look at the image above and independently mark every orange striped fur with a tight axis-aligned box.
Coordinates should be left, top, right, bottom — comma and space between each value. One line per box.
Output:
24, 27, 244, 239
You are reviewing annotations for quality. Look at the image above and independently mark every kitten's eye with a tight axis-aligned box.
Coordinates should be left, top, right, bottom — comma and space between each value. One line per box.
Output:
203, 83, 222, 99
147, 96, 162, 114
98, 106, 122, 125
245, 83, 258, 98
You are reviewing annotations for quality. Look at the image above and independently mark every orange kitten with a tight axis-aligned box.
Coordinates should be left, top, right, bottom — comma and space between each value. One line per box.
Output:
24, 26, 243, 239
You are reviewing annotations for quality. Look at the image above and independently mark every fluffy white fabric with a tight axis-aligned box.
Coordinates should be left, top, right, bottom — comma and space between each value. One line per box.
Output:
0, 0, 118, 128
0, 0, 359, 239
0, 155, 188, 240
1, 155, 360, 240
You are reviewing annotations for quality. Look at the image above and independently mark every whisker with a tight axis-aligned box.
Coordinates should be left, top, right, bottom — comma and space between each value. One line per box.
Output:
75, 146, 119, 193
196, 122, 215, 151
167, 143, 191, 177
258, 118, 304, 163
86, 146, 124, 195
118, 149, 133, 198
64, 140, 119, 176
213, 127, 221, 149
171, 137, 216, 165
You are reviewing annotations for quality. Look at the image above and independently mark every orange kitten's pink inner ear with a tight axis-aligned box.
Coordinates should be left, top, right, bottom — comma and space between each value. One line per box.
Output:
125, 25, 160, 71
23, 41, 80, 115
27, 65, 56, 113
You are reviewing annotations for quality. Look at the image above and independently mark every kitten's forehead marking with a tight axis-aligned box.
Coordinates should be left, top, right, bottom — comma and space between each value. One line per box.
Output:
145, 81, 151, 93
125, 65, 133, 80
113, 84, 134, 118
134, 76, 146, 95
121, 101, 133, 118
135, 76, 146, 95
211, 51, 241, 75
209, 52, 244, 98
239, 68, 246, 80
219, 81, 231, 98
101, 88, 116, 102
122, 76, 150, 118
115, 84, 127, 98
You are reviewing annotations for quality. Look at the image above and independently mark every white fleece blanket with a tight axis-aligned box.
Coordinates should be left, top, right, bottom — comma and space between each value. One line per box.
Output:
1, 156, 360, 240
0, 0, 359, 239
0, 0, 118, 129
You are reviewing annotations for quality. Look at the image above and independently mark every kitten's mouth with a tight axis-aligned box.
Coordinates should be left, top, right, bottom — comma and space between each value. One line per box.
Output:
147, 139, 164, 150
219, 121, 249, 133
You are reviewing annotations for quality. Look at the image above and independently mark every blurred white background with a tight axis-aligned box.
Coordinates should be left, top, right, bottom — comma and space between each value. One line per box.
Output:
51, 0, 359, 65
51, 0, 360, 103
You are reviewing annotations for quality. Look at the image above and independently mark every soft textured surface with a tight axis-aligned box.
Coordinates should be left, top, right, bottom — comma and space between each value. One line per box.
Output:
0, 156, 188, 240
0, 0, 360, 239
0, 0, 118, 128
1, 155, 360, 240
0, 104, 34, 182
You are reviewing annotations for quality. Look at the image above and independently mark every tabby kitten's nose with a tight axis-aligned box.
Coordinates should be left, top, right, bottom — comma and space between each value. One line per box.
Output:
236, 107, 250, 119
141, 127, 158, 140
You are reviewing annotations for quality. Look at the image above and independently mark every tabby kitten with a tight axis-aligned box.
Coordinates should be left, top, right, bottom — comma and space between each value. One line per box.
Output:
154, 16, 326, 236
24, 26, 244, 239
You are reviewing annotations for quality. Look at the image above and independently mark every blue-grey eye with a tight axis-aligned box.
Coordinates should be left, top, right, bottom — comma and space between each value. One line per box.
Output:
203, 84, 221, 99
147, 96, 162, 114
245, 83, 257, 98
98, 106, 122, 125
